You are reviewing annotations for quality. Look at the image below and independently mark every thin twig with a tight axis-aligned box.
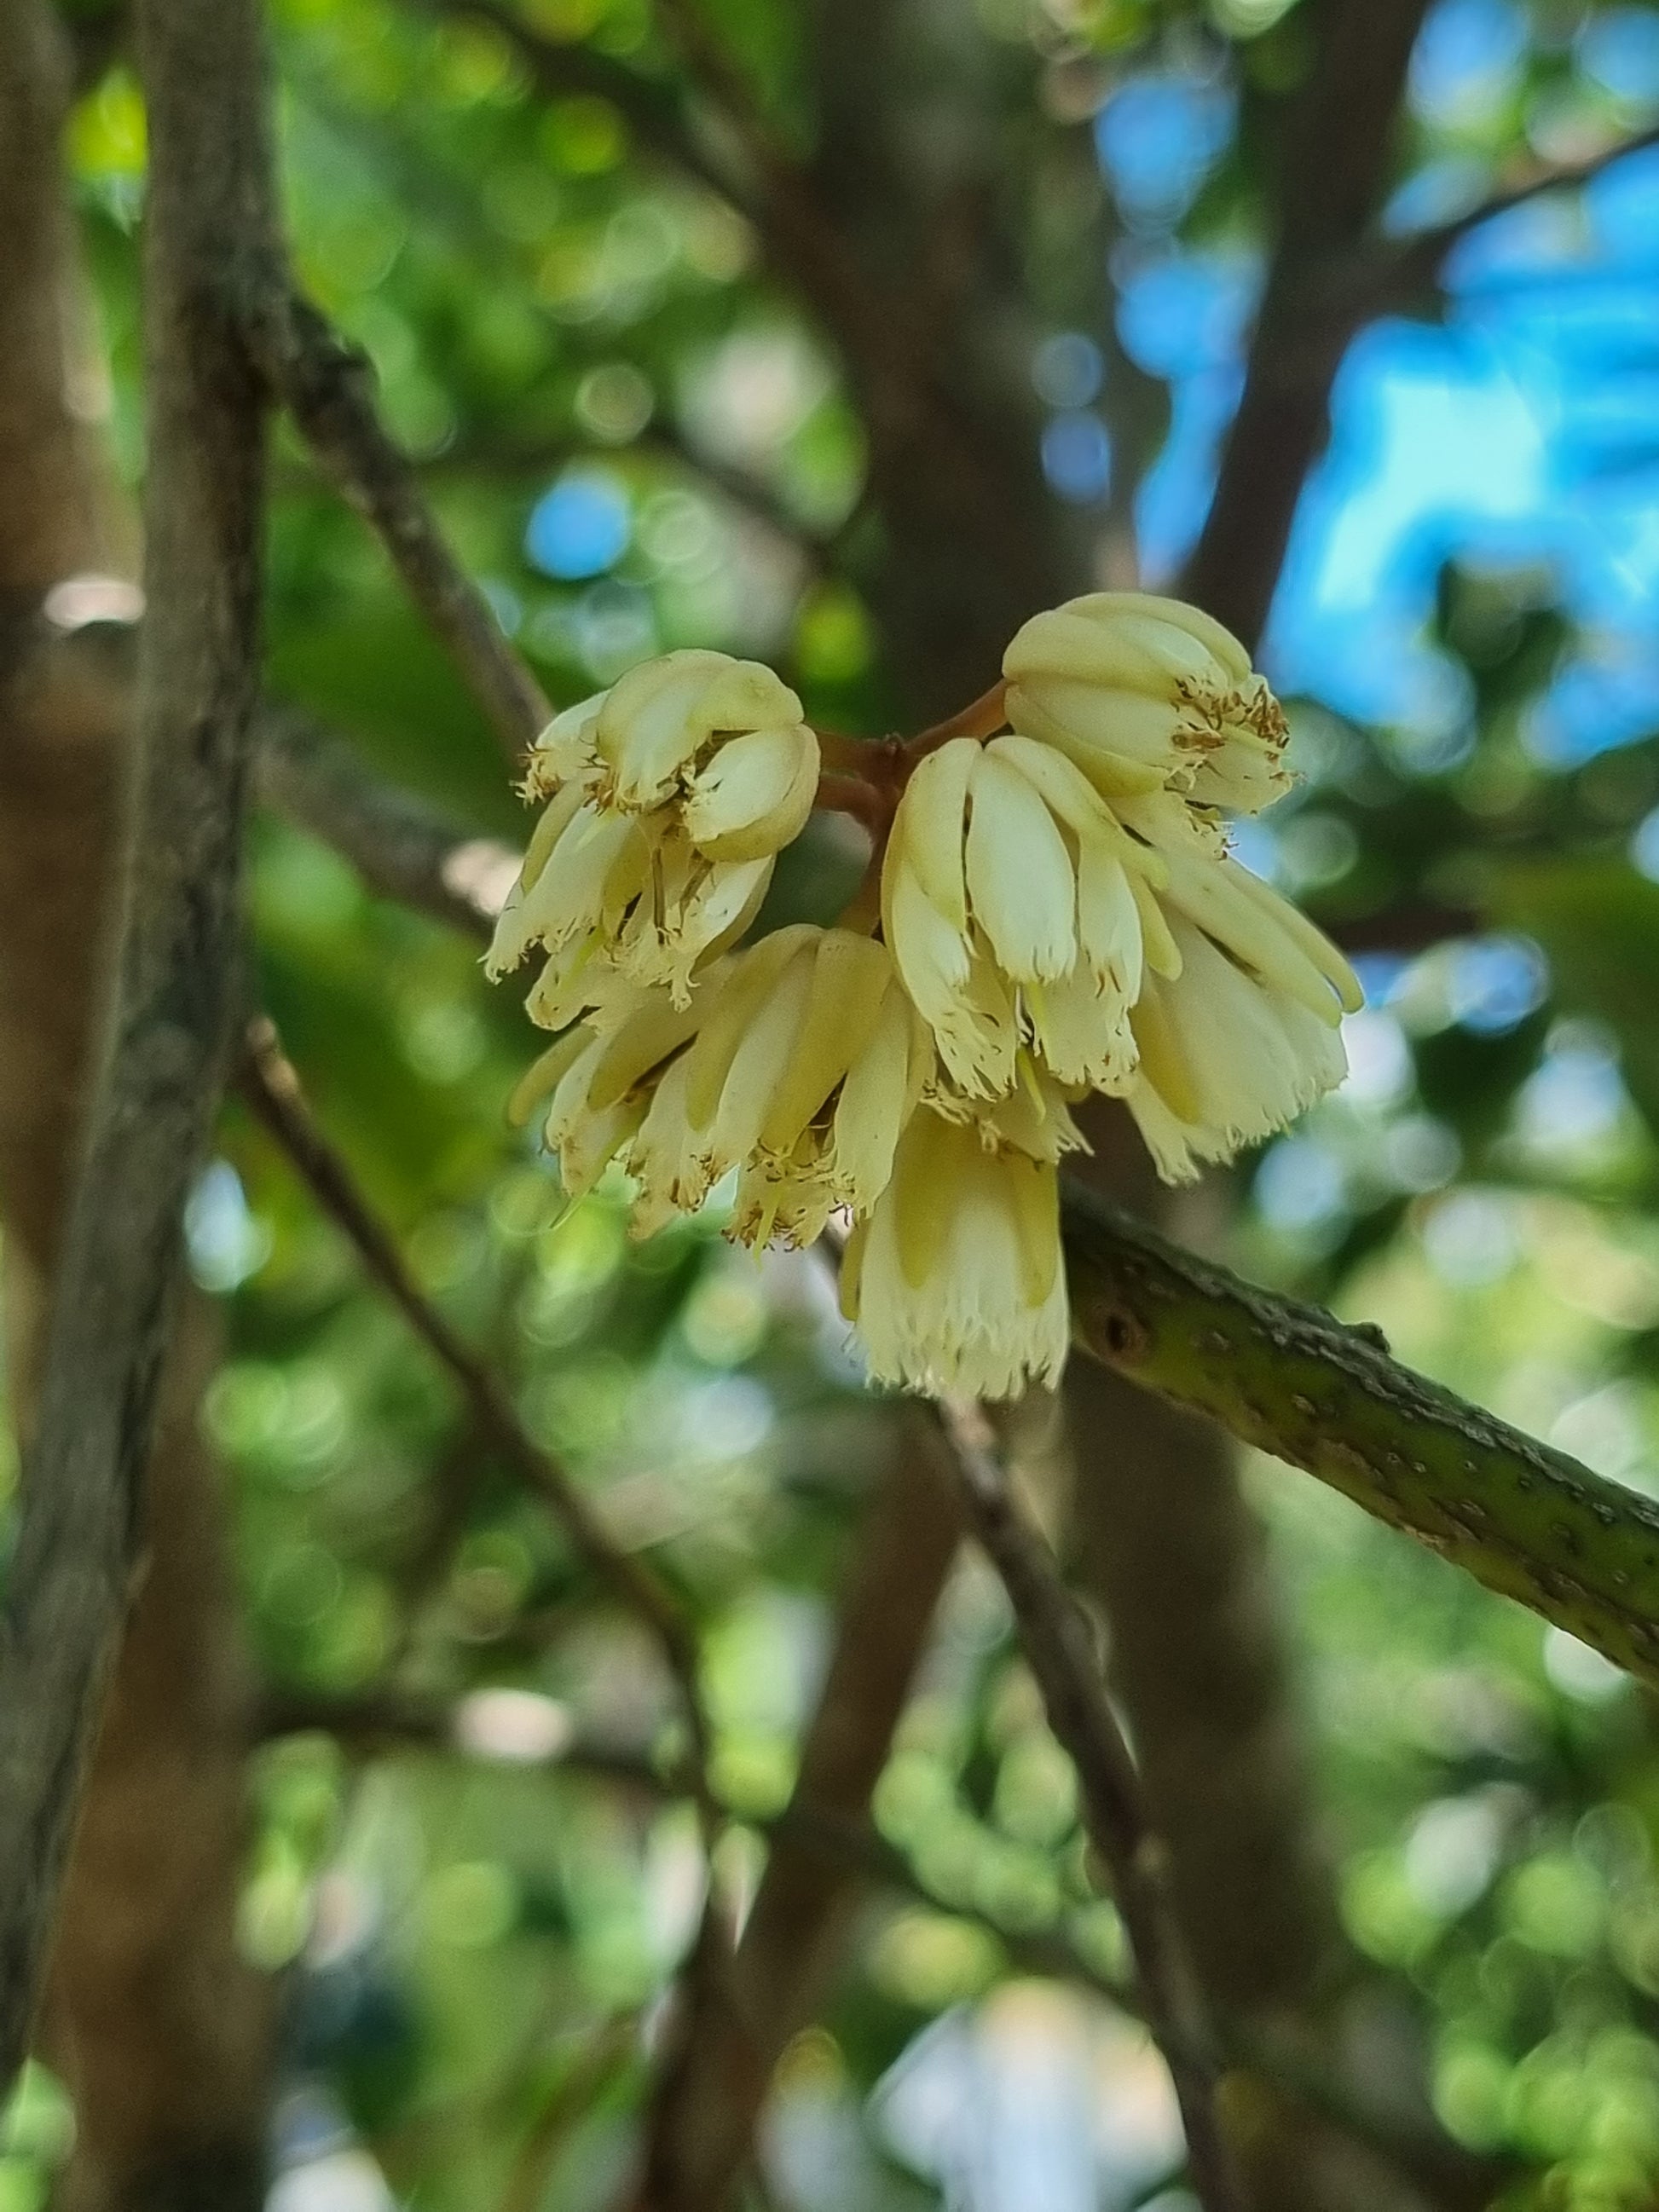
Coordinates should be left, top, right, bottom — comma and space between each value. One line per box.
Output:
234, 1014, 714, 1803
257, 701, 518, 940
240, 292, 550, 764
0, 0, 277, 2083
812, 770, 889, 833
1372, 119, 1659, 309
935, 1397, 1245, 2212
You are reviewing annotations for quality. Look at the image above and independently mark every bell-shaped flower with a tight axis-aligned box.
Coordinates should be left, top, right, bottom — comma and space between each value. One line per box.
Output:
487, 650, 819, 1020
506, 985, 701, 1204
1115, 798, 1363, 1181
881, 733, 1160, 1100
630, 925, 931, 1247
839, 1107, 1067, 1401
1003, 592, 1292, 814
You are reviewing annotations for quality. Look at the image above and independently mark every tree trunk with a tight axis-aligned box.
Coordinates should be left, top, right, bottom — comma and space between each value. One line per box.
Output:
0, 6, 273, 2203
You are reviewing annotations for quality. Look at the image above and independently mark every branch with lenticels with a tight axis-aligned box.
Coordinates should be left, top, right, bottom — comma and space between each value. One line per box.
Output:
1063, 1181, 1659, 1686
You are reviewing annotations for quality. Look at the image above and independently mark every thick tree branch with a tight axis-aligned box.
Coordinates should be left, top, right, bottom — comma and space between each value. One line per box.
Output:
937, 1398, 1244, 2212
234, 1017, 712, 1794
0, 0, 276, 2083
241, 292, 550, 763
1183, 41, 1659, 652
1063, 1184, 1659, 1686
1180, 0, 1435, 648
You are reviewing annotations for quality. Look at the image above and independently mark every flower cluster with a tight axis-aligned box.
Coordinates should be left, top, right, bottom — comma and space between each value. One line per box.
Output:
488, 604, 1361, 1401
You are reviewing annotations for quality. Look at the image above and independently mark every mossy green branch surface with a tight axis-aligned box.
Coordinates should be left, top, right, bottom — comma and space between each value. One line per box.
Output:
1062, 1183, 1659, 1685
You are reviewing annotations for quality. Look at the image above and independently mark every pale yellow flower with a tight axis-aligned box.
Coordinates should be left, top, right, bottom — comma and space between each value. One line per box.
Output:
1003, 591, 1292, 814
839, 1107, 1067, 1400
630, 924, 930, 1247
1114, 796, 1363, 1181
506, 985, 700, 1204
926, 1057, 1090, 1164
880, 732, 1160, 1100
487, 650, 818, 1023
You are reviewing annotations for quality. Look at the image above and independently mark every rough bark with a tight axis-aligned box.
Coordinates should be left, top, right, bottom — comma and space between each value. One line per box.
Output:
0, 0, 274, 2193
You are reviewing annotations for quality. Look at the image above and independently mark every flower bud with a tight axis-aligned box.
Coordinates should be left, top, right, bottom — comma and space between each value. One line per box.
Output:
1003, 591, 1292, 814
508, 986, 702, 1204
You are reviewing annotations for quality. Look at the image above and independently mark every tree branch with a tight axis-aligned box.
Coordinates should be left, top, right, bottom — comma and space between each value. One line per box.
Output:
256, 701, 517, 940
233, 1016, 713, 1796
1179, 0, 1435, 649
0, 595, 519, 939
1062, 1182, 1659, 1686
936, 1397, 1245, 2212
1366, 119, 1659, 313
240, 291, 550, 763
1183, 43, 1659, 654
0, 0, 276, 2083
